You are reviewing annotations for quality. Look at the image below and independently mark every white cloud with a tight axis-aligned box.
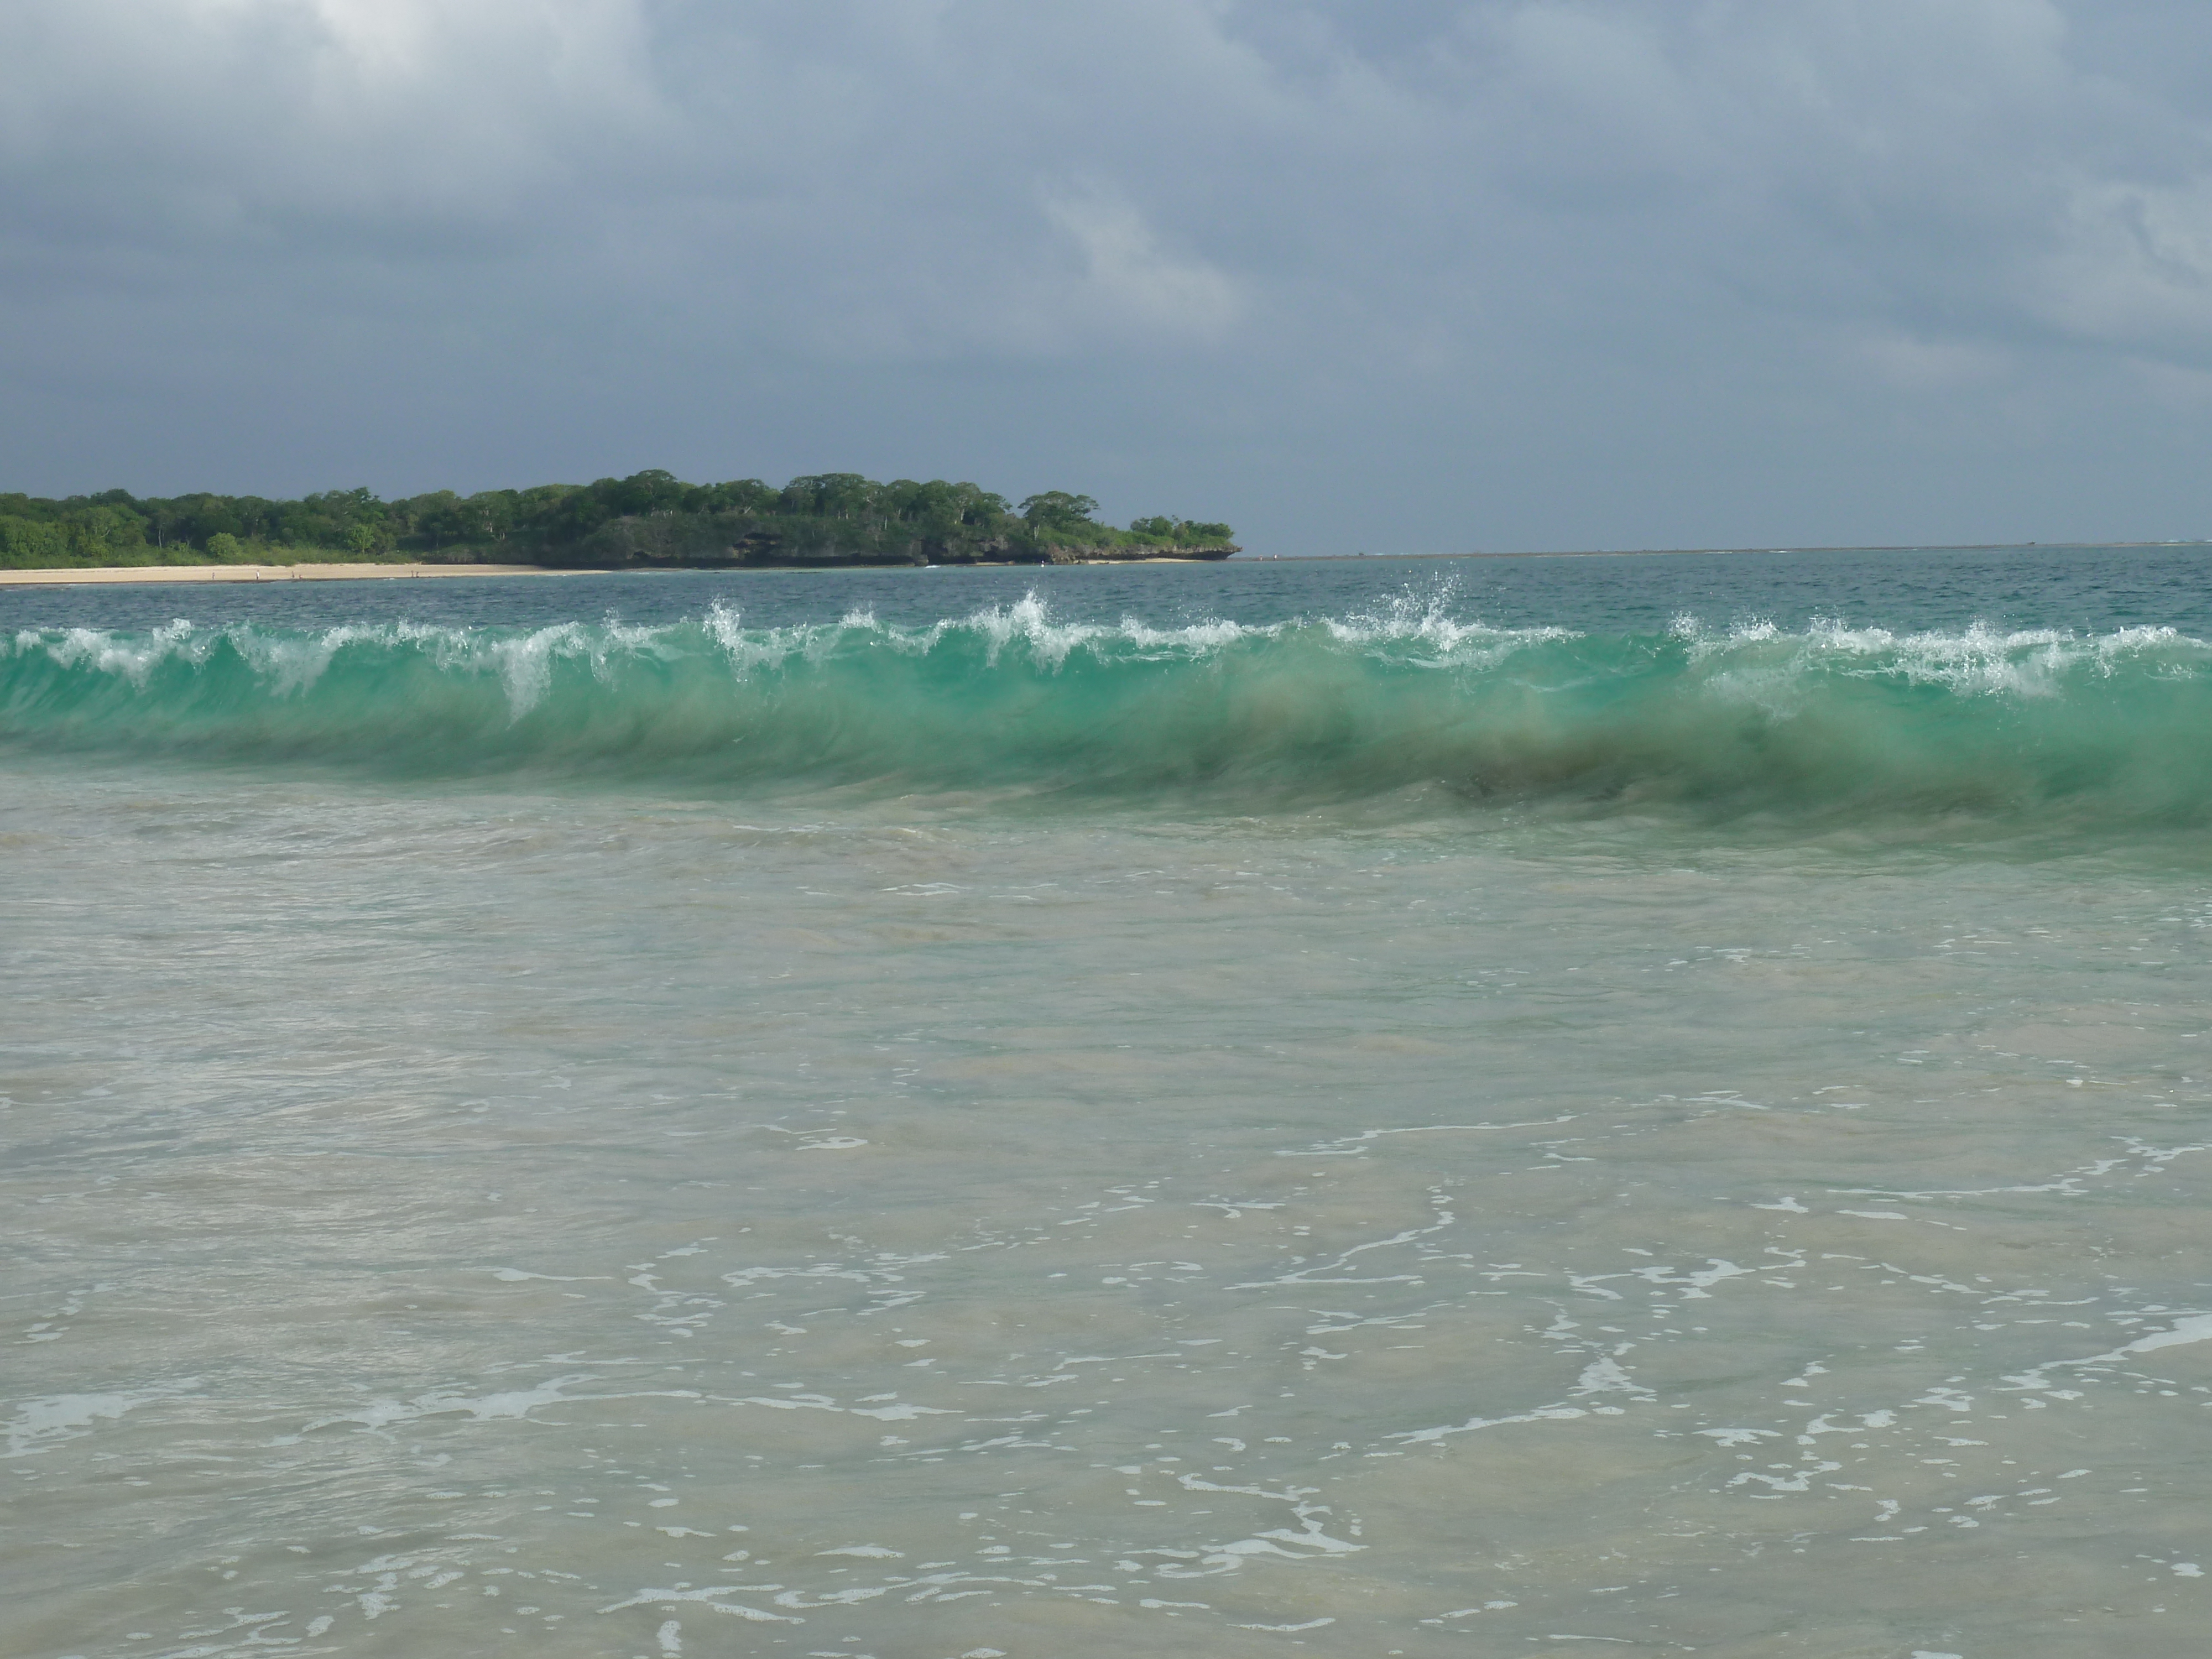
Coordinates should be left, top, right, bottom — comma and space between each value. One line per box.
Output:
0, 0, 659, 233
2038, 175, 2212, 348
1044, 189, 1244, 342
1856, 330, 2015, 392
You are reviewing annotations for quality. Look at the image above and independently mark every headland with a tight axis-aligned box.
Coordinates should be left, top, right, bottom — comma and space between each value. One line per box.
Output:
1, 469, 1238, 576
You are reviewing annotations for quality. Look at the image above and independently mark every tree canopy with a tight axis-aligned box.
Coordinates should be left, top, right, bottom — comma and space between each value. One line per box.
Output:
0, 472, 1238, 569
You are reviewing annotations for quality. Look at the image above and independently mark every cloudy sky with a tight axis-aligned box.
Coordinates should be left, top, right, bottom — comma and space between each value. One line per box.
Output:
8, 1, 2212, 554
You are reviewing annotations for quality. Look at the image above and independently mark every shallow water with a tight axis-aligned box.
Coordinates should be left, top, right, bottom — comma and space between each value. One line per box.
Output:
4, 552, 2210, 1658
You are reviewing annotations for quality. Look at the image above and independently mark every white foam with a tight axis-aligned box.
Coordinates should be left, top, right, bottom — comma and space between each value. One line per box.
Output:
597, 1587, 799, 1623
2112, 1312, 2212, 1355
1199, 1520, 1364, 1572
2038, 1311, 2212, 1376
1392, 1404, 1589, 1446
1571, 1355, 1648, 1397
297, 1374, 698, 1434
732, 1394, 953, 1421
1631, 1258, 1756, 1297
4, 1385, 194, 1458
1322, 582, 1577, 664
1663, 614, 2212, 708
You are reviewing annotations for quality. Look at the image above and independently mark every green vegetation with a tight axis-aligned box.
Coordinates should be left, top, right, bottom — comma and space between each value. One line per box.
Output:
0, 472, 1238, 570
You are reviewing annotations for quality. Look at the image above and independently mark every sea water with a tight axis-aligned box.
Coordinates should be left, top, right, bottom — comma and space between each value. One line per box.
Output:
2, 549, 2209, 1659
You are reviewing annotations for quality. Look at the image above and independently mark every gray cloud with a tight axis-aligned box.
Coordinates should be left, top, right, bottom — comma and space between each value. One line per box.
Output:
7, 0, 2212, 552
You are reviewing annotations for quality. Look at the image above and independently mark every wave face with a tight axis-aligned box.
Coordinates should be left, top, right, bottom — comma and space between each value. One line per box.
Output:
8, 596, 2212, 825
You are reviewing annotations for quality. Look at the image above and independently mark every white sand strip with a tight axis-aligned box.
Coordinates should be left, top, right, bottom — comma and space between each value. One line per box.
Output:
0, 563, 573, 587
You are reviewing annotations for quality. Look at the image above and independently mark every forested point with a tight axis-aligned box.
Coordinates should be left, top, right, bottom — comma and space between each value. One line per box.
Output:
0, 472, 1239, 570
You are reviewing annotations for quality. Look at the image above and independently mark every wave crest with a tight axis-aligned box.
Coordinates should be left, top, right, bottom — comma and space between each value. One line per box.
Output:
7, 597, 2210, 824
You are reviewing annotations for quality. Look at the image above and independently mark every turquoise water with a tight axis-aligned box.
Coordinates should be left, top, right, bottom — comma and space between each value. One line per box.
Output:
11, 552, 2212, 828
4, 552, 2211, 1658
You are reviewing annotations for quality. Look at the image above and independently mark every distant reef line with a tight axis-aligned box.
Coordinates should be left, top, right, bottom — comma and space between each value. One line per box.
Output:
0, 469, 1239, 572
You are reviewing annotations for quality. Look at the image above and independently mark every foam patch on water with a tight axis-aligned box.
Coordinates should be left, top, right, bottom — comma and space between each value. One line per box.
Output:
3, 1381, 199, 1458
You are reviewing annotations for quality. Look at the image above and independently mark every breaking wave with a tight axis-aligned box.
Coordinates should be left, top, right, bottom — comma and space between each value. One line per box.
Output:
8, 594, 2212, 826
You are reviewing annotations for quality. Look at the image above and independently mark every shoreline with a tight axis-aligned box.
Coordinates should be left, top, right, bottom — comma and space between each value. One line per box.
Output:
0, 556, 1222, 587
0, 562, 576, 587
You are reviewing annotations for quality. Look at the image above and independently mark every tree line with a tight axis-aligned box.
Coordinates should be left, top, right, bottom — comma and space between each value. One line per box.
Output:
0, 471, 1238, 569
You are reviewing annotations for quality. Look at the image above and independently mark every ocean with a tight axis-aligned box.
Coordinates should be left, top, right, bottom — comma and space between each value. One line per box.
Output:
3, 548, 2209, 1658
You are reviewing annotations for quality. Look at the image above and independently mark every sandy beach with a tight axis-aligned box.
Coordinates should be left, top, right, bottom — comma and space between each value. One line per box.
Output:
0, 562, 570, 587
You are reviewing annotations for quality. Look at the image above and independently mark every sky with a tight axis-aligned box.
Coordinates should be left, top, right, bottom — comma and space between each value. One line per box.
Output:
8, 0, 2212, 555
